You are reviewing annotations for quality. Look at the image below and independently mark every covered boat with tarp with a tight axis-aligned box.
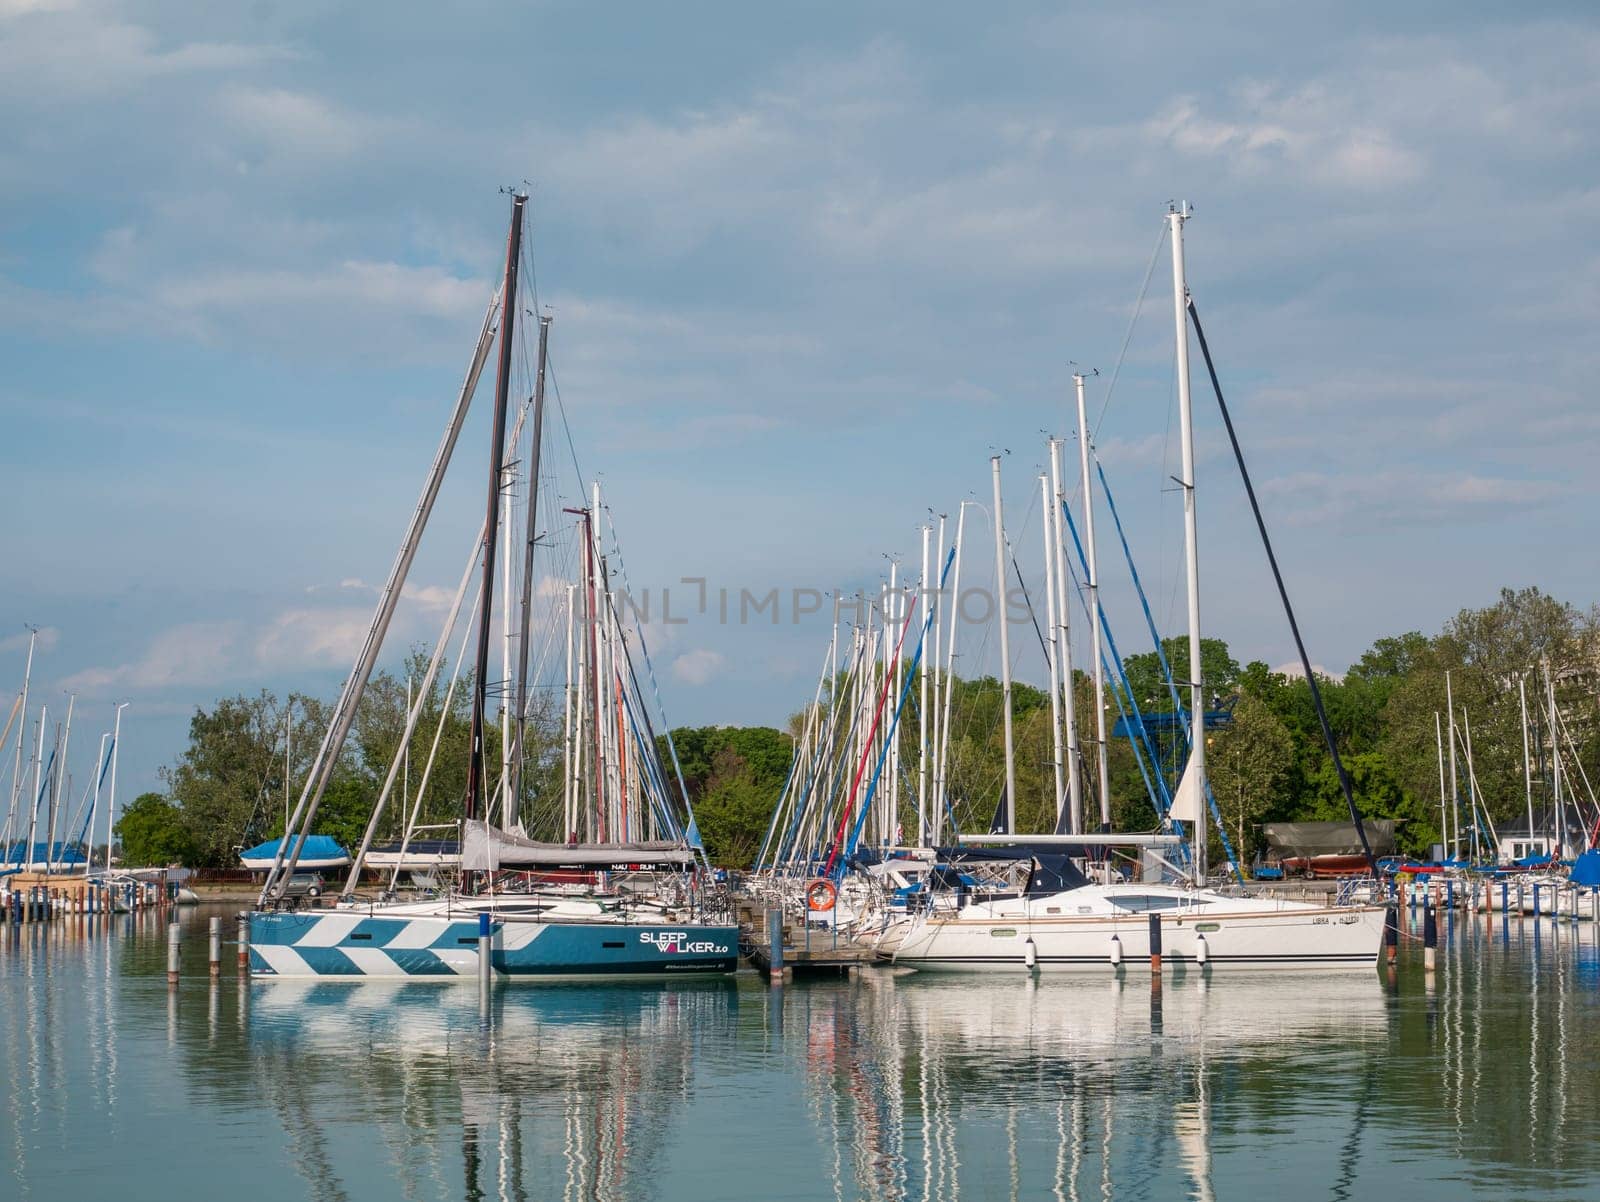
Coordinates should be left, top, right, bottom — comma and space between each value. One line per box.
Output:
240, 835, 350, 871
2, 842, 88, 874
1262, 820, 1395, 878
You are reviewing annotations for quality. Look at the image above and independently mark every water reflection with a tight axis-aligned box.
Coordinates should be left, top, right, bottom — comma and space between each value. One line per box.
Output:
4, 907, 1600, 1200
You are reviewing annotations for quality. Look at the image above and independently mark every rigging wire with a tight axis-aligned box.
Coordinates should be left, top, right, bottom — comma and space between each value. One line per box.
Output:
1093, 222, 1169, 441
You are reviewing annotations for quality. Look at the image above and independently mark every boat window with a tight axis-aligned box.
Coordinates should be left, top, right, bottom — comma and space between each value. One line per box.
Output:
989, 928, 1018, 938
1109, 895, 1189, 913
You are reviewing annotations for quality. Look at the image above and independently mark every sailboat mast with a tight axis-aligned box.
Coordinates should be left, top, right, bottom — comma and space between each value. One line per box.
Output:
510, 312, 552, 831
991, 456, 1017, 833
1169, 203, 1206, 882
917, 524, 931, 848
1076, 373, 1111, 830
26, 705, 44, 871
1050, 440, 1082, 834
1520, 674, 1535, 859
562, 583, 576, 840
1445, 670, 1458, 859
8, 629, 37, 847
105, 702, 126, 873
1433, 711, 1447, 860
86, 732, 108, 876
464, 191, 525, 827
46, 694, 72, 873
936, 506, 968, 837
1040, 470, 1065, 831
1547, 662, 1563, 857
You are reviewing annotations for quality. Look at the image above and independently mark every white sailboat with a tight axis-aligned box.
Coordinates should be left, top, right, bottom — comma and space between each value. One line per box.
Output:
248, 194, 736, 980
883, 205, 1386, 974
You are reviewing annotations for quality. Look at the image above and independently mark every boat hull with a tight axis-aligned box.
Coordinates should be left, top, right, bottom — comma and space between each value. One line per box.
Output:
248, 911, 739, 980
888, 905, 1385, 973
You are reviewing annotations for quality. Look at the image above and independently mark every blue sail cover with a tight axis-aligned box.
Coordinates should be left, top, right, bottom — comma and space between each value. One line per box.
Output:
2, 842, 88, 872
1569, 850, 1600, 889
239, 835, 350, 868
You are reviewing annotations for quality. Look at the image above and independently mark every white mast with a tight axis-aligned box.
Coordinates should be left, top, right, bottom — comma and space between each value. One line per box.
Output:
26, 704, 45, 871
991, 456, 1017, 833
885, 560, 900, 844
928, 515, 946, 846
1169, 203, 1206, 882
284, 698, 293, 834
8, 629, 37, 850
1460, 706, 1479, 863
86, 732, 109, 877
1520, 673, 1535, 860
1445, 670, 1459, 859
1547, 662, 1564, 857
1040, 470, 1065, 831
589, 483, 608, 838
917, 524, 931, 848
1076, 373, 1111, 830
500, 456, 515, 829
46, 693, 73, 873
1433, 710, 1447, 861
936, 504, 969, 838
1049, 440, 1082, 833
105, 702, 127, 873
563, 583, 576, 841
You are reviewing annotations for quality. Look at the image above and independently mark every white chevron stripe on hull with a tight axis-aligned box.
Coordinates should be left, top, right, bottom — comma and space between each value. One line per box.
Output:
247, 909, 739, 980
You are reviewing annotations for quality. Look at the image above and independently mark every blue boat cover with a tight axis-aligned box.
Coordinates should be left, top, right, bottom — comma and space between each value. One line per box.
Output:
1569, 850, 1600, 888
239, 835, 350, 864
2, 842, 88, 870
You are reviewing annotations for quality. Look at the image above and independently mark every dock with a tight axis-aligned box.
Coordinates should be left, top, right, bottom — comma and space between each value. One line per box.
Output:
736, 900, 880, 980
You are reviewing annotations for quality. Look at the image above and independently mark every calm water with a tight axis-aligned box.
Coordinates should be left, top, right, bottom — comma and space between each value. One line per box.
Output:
4, 905, 1600, 1201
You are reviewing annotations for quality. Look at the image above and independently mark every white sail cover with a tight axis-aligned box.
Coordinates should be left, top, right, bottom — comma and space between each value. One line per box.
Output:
461, 819, 696, 871
1167, 760, 1204, 824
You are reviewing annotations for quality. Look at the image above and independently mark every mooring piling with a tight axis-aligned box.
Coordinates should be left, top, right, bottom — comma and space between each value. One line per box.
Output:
767, 907, 785, 984
208, 916, 221, 977
1423, 899, 1438, 973
237, 912, 250, 972
166, 921, 181, 987
476, 911, 492, 994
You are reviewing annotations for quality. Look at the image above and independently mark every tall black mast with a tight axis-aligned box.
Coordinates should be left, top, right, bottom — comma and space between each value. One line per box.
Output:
509, 311, 552, 825
465, 192, 525, 824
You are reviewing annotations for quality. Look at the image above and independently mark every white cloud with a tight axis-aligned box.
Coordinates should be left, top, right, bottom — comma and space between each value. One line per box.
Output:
671, 649, 725, 686
220, 85, 373, 159
1261, 470, 1565, 528
0, 626, 59, 654
253, 607, 371, 670
1146, 88, 1423, 190
0, 11, 288, 104
60, 622, 242, 693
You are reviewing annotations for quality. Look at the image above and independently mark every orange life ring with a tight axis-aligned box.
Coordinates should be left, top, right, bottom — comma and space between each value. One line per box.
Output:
806, 879, 838, 912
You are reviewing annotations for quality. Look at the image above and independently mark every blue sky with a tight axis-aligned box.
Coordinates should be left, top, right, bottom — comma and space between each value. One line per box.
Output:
2, 1, 1597, 807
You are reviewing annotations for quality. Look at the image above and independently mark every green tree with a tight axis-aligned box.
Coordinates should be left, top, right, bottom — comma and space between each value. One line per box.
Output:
115, 792, 196, 866
691, 745, 782, 868
1207, 694, 1293, 865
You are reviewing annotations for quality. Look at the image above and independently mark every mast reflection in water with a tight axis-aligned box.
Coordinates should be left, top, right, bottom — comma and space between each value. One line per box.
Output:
5, 905, 1600, 1200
